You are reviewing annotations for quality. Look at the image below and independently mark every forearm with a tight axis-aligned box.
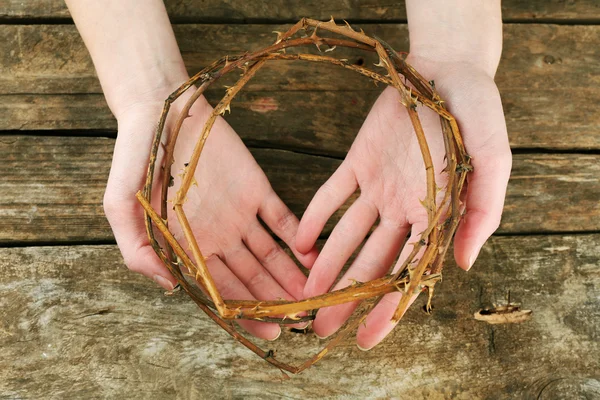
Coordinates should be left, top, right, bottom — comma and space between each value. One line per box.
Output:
65, 0, 189, 118
406, 0, 502, 76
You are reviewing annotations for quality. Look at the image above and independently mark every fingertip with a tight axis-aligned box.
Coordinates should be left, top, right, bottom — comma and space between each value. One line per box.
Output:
266, 326, 282, 341
238, 320, 281, 341
153, 274, 177, 290
295, 219, 319, 255
311, 307, 337, 339
303, 272, 325, 300
453, 209, 494, 272
296, 245, 319, 270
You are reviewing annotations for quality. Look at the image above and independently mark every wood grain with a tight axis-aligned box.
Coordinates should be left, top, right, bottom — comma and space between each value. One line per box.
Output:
1, 235, 598, 398
1, 0, 599, 22
2, 24, 599, 151
1, 135, 598, 243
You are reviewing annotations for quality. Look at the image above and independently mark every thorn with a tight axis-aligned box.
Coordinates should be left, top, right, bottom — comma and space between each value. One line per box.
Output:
283, 312, 302, 321
343, 19, 354, 31
373, 57, 389, 68
324, 45, 336, 53
328, 15, 335, 24
419, 197, 432, 212
272, 30, 284, 44
220, 103, 231, 115
348, 278, 362, 286
163, 284, 182, 297
263, 349, 275, 359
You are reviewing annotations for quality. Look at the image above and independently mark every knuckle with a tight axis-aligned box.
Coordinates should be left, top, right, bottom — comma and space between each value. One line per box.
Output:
319, 181, 339, 201
102, 190, 119, 218
246, 269, 268, 291
261, 244, 284, 264
275, 209, 296, 235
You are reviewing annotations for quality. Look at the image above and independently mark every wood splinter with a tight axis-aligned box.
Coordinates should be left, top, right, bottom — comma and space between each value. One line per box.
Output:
136, 17, 472, 374
475, 291, 533, 324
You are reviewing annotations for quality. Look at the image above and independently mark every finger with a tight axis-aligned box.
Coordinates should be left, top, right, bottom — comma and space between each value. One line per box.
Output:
258, 192, 318, 269
104, 192, 177, 290
449, 81, 512, 271
243, 221, 308, 300
296, 163, 357, 255
453, 150, 511, 271
304, 196, 378, 299
224, 245, 297, 303
311, 219, 409, 338
355, 221, 427, 350
356, 291, 419, 350
204, 254, 281, 340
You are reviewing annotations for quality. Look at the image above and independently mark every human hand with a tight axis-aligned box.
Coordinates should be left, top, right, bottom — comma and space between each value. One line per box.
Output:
295, 55, 511, 349
104, 91, 318, 340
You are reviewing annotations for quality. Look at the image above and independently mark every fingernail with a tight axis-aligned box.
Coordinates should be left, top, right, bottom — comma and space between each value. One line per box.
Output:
315, 332, 330, 340
293, 321, 311, 330
153, 274, 175, 290
267, 328, 282, 342
357, 343, 371, 352
467, 246, 482, 271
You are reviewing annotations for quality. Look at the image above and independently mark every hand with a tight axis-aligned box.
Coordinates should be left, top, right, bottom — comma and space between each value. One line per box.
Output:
295, 55, 511, 349
104, 90, 317, 340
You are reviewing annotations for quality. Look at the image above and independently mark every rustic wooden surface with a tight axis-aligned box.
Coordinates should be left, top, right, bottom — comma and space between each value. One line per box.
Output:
2, 24, 600, 151
1, 236, 598, 398
1, 2, 599, 399
2, 0, 600, 22
1, 135, 599, 243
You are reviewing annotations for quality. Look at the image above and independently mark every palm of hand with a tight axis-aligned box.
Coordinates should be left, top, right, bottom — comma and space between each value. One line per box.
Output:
108, 95, 317, 340
166, 98, 322, 339
296, 57, 511, 349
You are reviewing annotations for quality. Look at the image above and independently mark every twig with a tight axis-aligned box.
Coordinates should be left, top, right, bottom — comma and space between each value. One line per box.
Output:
137, 17, 472, 373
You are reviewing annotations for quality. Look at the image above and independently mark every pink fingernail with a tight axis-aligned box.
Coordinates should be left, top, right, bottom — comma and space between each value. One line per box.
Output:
357, 343, 371, 352
267, 328, 282, 342
467, 246, 482, 271
153, 274, 175, 290
315, 332, 330, 340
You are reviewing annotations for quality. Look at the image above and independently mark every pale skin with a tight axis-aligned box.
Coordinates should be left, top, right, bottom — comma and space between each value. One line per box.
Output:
66, 1, 511, 348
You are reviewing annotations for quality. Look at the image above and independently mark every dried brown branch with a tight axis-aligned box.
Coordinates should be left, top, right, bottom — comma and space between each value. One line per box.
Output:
136, 17, 472, 374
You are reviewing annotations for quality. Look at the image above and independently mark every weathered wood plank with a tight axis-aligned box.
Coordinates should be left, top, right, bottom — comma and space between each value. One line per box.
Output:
0, 235, 598, 398
3, 24, 599, 94
3, 89, 599, 153
1, 0, 599, 22
2, 24, 599, 152
1, 136, 599, 243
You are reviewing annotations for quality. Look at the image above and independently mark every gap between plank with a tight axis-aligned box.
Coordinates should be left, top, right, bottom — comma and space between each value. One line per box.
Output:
1, 17, 600, 26
2, 230, 599, 249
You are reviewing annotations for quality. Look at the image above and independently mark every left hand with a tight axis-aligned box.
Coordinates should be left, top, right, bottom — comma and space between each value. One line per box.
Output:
295, 55, 512, 349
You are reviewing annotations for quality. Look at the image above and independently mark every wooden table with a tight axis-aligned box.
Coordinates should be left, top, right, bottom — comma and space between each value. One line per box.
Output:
1, 1, 599, 398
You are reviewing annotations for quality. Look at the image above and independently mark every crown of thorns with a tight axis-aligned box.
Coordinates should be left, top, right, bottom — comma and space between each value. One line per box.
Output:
136, 17, 472, 375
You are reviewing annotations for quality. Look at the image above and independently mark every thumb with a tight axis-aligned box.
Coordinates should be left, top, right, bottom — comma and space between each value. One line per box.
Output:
452, 92, 512, 270
453, 148, 511, 270
104, 117, 177, 290
104, 189, 178, 290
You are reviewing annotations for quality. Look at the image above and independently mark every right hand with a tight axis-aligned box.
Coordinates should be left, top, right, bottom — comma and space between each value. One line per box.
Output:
104, 89, 318, 340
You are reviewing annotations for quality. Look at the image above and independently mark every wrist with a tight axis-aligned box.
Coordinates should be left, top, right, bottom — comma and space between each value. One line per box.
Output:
109, 64, 190, 121
406, 0, 502, 77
